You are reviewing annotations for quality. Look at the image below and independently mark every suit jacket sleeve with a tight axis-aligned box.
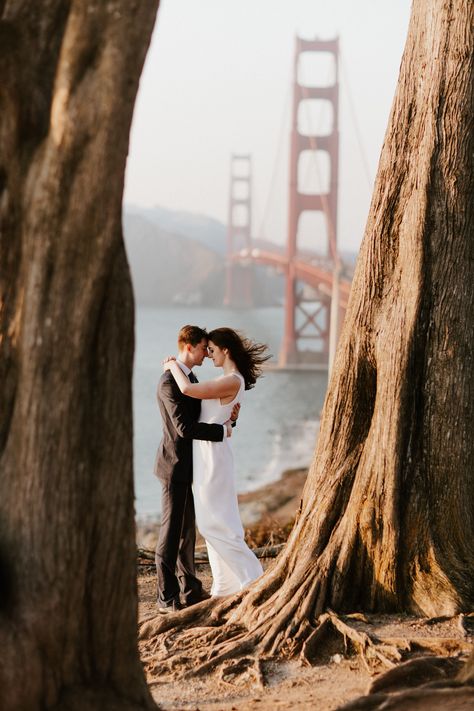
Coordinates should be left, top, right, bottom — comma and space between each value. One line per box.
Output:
159, 379, 224, 442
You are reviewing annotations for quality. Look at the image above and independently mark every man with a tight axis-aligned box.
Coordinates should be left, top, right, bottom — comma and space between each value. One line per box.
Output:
154, 325, 238, 612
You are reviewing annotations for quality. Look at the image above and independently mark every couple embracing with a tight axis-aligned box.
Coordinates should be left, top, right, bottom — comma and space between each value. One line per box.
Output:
154, 324, 270, 612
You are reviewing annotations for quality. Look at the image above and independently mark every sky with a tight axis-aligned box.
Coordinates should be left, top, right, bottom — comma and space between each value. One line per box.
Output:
124, 0, 412, 253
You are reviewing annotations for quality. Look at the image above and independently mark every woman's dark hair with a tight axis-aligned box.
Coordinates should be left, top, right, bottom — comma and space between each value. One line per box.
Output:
207, 328, 271, 390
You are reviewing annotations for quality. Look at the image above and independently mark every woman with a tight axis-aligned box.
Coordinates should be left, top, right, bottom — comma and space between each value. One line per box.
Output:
164, 327, 270, 596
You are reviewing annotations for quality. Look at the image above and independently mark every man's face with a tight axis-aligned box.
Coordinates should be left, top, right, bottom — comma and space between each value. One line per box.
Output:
189, 338, 209, 367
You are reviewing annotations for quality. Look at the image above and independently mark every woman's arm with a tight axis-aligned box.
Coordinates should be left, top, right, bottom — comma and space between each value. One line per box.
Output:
165, 360, 239, 400
158, 378, 228, 440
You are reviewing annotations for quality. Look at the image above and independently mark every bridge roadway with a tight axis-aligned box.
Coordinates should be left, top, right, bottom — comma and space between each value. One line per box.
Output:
230, 244, 352, 310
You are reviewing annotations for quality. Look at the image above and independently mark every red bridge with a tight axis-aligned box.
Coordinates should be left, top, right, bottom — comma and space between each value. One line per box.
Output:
224, 37, 354, 370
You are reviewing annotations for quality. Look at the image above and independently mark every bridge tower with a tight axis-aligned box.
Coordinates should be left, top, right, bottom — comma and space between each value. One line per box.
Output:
280, 36, 339, 366
224, 154, 253, 307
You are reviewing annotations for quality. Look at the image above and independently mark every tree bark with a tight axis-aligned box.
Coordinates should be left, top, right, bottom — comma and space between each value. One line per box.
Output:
0, 2, 159, 709
140, 0, 474, 680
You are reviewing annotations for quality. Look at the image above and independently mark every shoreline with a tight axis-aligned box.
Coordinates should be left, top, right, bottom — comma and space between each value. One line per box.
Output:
135, 466, 308, 550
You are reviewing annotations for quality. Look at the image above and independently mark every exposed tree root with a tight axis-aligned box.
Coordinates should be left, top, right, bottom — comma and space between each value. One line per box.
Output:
218, 656, 265, 689
457, 647, 474, 683
139, 585, 473, 711
374, 636, 472, 657
367, 655, 464, 695
300, 612, 404, 673
334, 627, 474, 709
139, 594, 471, 694
337, 685, 474, 710
139, 595, 239, 640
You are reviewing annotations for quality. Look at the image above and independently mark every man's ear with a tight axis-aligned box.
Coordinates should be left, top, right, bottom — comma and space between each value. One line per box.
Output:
186, 343, 192, 353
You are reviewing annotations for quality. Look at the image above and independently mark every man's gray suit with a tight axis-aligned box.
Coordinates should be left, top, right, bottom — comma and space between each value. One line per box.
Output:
154, 369, 224, 607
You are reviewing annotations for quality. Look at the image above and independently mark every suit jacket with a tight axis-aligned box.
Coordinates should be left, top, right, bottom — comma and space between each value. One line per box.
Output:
154, 371, 224, 483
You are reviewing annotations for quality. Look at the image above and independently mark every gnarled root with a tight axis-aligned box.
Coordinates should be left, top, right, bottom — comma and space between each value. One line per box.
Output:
367, 655, 464, 695
337, 685, 474, 710
335, 626, 474, 709
140, 590, 468, 689
300, 611, 405, 673
219, 656, 265, 689
139, 554, 473, 692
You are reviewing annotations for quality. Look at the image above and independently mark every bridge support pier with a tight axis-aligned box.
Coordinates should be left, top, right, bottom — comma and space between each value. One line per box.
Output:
224, 154, 254, 308
279, 36, 340, 368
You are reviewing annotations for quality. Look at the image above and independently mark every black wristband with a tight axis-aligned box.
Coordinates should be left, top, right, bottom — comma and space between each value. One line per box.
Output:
231, 421, 236, 428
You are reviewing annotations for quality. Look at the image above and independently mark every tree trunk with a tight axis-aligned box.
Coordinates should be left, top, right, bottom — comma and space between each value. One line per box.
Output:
140, 0, 474, 678
0, 2, 159, 709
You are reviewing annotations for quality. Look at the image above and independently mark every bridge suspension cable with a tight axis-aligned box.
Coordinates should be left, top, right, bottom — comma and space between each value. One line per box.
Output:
254, 77, 292, 245
340, 50, 373, 191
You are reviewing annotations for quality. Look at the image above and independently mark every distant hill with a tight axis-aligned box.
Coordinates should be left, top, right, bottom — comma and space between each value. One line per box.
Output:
123, 212, 224, 306
125, 204, 226, 256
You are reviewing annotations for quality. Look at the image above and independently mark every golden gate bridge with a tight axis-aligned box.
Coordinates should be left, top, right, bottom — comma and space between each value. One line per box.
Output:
223, 36, 357, 371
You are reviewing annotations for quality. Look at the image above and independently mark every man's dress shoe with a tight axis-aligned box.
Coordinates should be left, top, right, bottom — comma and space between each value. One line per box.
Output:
157, 599, 184, 614
184, 590, 211, 607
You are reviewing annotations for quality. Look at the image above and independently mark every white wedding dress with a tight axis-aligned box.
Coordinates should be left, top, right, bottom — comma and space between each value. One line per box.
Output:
193, 372, 263, 596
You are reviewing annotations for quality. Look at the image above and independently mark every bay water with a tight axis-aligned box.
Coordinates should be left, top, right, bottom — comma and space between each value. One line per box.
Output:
133, 306, 329, 520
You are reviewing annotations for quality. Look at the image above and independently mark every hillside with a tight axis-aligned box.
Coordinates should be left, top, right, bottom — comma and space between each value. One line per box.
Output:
125, 204, 226, 255
123, 212, 223, 306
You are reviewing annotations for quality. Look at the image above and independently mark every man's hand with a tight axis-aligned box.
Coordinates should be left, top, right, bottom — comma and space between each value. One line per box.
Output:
230, 402, 241, 422
224, 420, 233, 438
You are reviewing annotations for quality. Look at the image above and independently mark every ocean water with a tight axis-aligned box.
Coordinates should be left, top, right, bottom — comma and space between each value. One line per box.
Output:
133, 306, 329, 519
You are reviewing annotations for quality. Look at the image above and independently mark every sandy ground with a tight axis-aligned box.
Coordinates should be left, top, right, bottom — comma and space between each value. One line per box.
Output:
137, 469, 472, 710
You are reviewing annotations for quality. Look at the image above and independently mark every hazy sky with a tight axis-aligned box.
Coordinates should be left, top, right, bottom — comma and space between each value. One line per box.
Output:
124, 0, 412, 252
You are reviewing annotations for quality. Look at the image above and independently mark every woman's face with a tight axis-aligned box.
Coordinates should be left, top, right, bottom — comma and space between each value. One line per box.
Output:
207, 341, 226, 367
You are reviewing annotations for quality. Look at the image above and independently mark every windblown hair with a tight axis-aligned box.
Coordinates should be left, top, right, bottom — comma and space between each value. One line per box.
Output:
207, 328, 271, 390
177, 325, 208, 348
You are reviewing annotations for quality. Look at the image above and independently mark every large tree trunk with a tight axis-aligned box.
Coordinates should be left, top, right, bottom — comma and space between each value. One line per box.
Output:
140, 0, 474, 681
0, 2, 159, 709
298, 0, 474, 617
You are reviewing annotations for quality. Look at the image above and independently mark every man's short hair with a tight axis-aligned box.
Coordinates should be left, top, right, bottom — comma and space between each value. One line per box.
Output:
178, 325, 208, 348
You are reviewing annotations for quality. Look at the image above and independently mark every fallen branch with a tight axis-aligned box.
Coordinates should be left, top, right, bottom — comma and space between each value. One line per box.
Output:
137, 543, 285, 564
195, 543, 285, 562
